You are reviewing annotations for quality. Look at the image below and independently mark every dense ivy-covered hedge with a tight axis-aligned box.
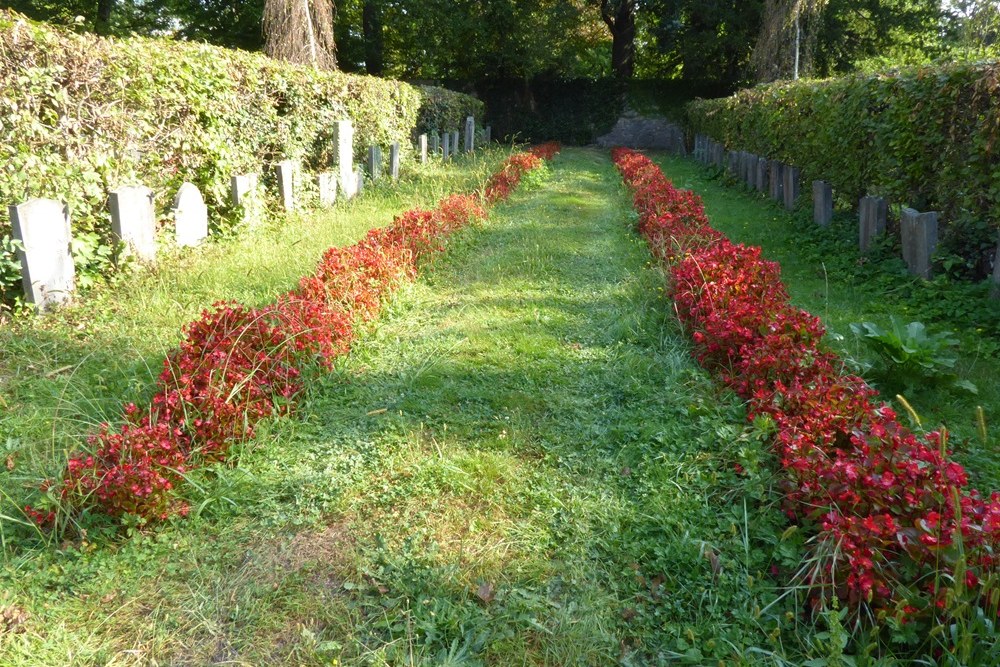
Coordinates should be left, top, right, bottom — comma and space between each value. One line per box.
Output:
0, 11, 482, 300
686, 62, 1000, 276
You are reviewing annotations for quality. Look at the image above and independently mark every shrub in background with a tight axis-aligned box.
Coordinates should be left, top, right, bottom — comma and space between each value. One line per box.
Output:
686, 62, 1000, 278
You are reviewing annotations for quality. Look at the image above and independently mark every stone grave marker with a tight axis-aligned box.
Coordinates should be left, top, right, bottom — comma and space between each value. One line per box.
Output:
230, 173, 261, 224
452, 131, 460, 155
783, 166, 801, 210
464, 116, 475, 152
318, 172, 337, 206
332, 120, 356, 199
431, 133, 440, 155
484, 126, 492, 143
442, 132, 451, 161
813, 180, 833, 226
366, 146, 382, 181
9, 198, 75, 309
389, 142, 400, 181
859, 196, 888, 253
901, 207, 938, 279
418, 134, 428, 164
109, 185, 156, 261
275, 160, 296, 211
769, 161, 784, 201
756, 157, 769, 192
354, 167, 365, 196
173, 182, 208, 247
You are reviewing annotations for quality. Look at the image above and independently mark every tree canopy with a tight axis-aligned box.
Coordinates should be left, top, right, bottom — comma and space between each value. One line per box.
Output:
3, 0, 998, 88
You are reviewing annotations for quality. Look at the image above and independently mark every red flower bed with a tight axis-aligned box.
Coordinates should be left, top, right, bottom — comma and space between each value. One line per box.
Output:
612, 147, 1000, 621
28, 144, 559, 524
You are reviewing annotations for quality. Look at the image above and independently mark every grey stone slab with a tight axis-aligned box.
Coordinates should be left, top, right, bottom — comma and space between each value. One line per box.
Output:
769, 161, 784, 201
366, 146, 383, 181
9, 198, 75, 309
442, 132, 451, 161
318, 171, 337, 206
431, 133, 440, 155
418, 134, 428, 164
813, 180, 833, 227
901, 207, 938, 279
109, 185, 156, 261
859, 196, 888, 253
389, 142, 400, 181
464, 116, 475, 152
783, 165, 800, 210
756, 157, 769, 192
354, 167, 365, 196
484, 126, 492, 143
230, 173, 259, 208
275, 160, 296, 211
173, 182, 208, 247
332, 120, 355, 199
452, 131, 460, 156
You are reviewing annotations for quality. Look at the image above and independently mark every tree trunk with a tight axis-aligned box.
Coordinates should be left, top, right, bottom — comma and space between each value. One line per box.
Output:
601, 0, 636, 80
363, 1, 384, 76
95, 0, 114, 35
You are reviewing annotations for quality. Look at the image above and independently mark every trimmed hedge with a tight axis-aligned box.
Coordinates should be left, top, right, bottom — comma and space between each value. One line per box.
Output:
0, 10, 482, 300
686, 62, 1000, 277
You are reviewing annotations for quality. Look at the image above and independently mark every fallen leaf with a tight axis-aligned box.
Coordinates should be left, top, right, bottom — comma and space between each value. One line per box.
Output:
5, 455, 13, 471
476, 582, 495, 604
0, 605, 28, 634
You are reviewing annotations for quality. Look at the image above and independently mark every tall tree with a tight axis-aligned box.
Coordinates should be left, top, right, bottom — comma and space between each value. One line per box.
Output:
599, 0, 637, 79
361, 0, 384, 75
750, 0, 827, 82
263, 0, 337, 68
95, 0, 115, 34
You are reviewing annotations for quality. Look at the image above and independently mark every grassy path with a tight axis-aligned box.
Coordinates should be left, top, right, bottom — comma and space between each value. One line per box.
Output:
2, 149, 791, 665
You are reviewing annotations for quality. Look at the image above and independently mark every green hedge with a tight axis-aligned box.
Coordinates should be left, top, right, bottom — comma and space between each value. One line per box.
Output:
686, 62, 1000, 277
0, 11, 482, 301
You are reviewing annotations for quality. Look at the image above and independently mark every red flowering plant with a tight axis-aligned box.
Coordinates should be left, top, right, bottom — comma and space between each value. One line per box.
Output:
611, 147, 999, 629
27, 144, 559, 528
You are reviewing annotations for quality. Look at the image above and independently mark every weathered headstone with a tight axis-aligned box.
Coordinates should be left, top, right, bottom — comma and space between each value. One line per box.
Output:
431, 133, 440, 155
745, 153, 757, 189
418, 134, 428, 164
389, 142, 400, 181
900, 207, 938, 279
859, 195, 888, 253
318, 172, 337, 206
109, 185, 156, 261
9, 198, 75, 309
783, 165, 801, 210
442, 132, 451, 161
367, 146, 382, 181
275, 160, 296, 211
173, 182, 208, 247
332, 120, 356, 199
484, 126, 492, 143
769, 161, 784, 201
354, 167, 365, 196
813, 180, 833, 227
464, 116, 475, 152
756, 157, 769, 192
230, 173, 259, 209
452, 131, 460, 156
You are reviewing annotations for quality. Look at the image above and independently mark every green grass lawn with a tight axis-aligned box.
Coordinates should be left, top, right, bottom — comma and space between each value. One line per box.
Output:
649, 153, 1000, 492
0, 148, 797, 665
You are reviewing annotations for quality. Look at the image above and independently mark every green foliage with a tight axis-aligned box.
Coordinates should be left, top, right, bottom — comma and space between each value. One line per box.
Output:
0, 10, 482, 303
686, 61, 1000, 277
849, 319, 977, 394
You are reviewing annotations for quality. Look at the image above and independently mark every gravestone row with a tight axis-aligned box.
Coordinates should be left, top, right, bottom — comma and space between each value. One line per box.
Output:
693, 132, 940, 280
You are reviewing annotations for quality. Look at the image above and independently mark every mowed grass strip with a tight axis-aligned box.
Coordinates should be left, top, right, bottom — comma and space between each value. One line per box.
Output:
648, 153, 1000, 490
1, 148, 794, 666
0, 149, 509, 532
